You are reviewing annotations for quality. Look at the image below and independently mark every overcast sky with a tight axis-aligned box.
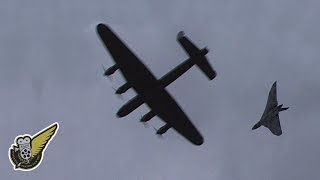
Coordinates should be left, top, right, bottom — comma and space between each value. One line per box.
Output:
1, 0, 320, 179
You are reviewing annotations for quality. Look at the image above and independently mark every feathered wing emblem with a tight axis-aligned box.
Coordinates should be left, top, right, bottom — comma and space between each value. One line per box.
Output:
9, 122, 59, 171
31, 123, 58, 158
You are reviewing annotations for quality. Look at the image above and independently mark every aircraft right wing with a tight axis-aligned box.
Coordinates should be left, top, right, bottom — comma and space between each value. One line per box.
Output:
262, 81, 278, 115
146, 89, 204, 145
264, 114, 282, 136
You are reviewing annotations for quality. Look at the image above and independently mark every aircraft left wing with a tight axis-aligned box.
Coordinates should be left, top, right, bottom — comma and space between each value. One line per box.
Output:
263, 81, 278, 115
96, 23, 158, 92
97, 23, 161, 117
96, 24, 138, 68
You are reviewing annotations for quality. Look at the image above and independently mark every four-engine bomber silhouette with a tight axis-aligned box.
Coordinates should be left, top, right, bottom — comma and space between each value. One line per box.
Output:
252, 81, 289, 136
96, 23, 216, 145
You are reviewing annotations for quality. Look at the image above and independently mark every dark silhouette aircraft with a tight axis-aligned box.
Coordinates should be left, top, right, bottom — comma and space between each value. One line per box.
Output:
96, 23, 216, 145
252, 81, 289, 136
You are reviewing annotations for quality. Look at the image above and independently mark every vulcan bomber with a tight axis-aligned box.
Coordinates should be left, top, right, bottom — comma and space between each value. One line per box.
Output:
252, 81, 289, 136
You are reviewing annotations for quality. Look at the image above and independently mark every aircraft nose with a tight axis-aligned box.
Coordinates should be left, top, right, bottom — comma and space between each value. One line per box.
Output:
252, 124, 258, 130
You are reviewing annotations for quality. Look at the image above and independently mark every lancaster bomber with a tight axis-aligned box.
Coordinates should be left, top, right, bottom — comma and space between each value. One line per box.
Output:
252, 81, 289, 136
96, 23, 216, 145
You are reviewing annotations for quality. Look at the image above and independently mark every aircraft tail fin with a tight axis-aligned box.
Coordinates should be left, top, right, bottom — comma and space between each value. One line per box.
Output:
196, 56, 217, 80
280, 107, 289, 111
277, 104, 289, 112
176, 31, 216, 80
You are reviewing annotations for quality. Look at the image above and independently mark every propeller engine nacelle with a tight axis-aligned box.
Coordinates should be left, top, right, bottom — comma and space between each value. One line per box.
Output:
156, 124, 171, 135
117, 95, 144, 117
115, 83, 131, 94
103, 64, 119, 76
140, 111, 156, 122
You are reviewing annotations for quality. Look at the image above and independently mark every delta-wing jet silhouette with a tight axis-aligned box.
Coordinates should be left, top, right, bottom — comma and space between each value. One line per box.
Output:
252, 81, 289, 136
96, 23, 216, 145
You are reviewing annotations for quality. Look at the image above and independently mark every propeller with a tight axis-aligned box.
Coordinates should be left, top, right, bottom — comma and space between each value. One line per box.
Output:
111, 87, 124, 100
151, 125, 164, 139
107, 75, 113, 82
142, 121, 149, 128
138, 112, 149, 128
101, 65, 127, 101
139, 110, 150, 128
101, 64, 106, 74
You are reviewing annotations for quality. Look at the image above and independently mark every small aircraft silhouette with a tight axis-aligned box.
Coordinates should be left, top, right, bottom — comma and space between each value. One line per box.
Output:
252, 81, 289, 136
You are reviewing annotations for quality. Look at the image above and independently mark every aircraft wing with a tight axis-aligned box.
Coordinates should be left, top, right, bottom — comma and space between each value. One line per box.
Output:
264, 114, 282, 136
96, 23, 158, 93
146, 89, 204, 145
262, 81, 278, 115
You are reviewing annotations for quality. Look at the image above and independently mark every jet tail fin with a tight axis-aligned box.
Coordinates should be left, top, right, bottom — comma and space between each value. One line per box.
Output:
277, 104, 289, 112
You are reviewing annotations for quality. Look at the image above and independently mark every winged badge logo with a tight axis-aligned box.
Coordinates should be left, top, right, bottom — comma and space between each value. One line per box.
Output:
8, 122, 59, 171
